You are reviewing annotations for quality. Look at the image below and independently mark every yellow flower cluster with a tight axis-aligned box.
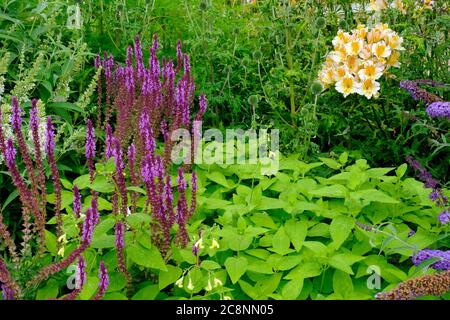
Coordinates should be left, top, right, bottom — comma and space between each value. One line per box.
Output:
368, 0, 434, 13
318, 23, 404, 99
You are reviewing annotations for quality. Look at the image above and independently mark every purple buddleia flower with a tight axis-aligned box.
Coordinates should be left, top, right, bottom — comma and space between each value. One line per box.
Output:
405, 156, 439, 189
93, 261, 109, 300
438, 211, 450, 225
412, 249, 450, 270
45, 117, 55, 155
426, 101, 450, 119
115, 221, 124, 250
73, 185, 81, 219
408, 229, 416, 237
399, 80, 442, 106
10, 96, 22, 131
105, 124, 114, 159
76, 257, 86, 290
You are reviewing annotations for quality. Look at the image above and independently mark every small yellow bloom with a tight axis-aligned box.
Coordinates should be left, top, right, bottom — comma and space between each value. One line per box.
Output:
358, 61, 384, 80
57, 247, 65, 257
332, 30, 351, 48
387, 34, 405, 51
204, 280, 213, 291
223, 296, 232, 300
335, 76, 360, 97
175, 277, 184, 288
194, 238, 205, 249
372, 41, 391, 60
345, 39, 364, 56
214, 278, 223, 288
358, 78, 380, 99
187, 277, 194, 291
209, 239, 220, 250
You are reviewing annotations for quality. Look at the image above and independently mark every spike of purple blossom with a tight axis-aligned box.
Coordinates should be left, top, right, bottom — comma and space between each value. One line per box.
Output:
115, 221, 124, 250
95, 55, 101, 69
438, 211, 450, 225
77, 257, 86, 289
73, 185, 81, 219
82, 208, 95, 244
134, 35, 144, 78
105, 124, 114, 159
10, 96, 22, 131
93, 261, 109, 300
86, 119, 96, 183
45, 117, 55, 155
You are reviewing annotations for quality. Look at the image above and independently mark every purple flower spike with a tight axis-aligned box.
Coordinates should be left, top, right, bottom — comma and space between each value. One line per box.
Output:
81, 208, 95, 244
4, 139, 16, 167
77, 257, 86, 289
426, 101, 450, 119
73, 185, 81, 219
105, 124, 114, 159
10, 96, 22, 131
93, 261, 109, 300
1, 284, 15, 300
45, 117, 55, 155
85, 119, 96, 160
115, 221, 124, 250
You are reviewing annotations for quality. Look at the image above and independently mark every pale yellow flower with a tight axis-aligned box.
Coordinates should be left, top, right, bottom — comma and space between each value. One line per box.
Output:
358, 78, 380, 99
390, 0, 407, 14
204, 280, 213, 291
187, 277, 194, 291
387, 33, 405, 51
368, 0, 387, 11
372, 41, 392, 59
214, 278, 223, 288
332, 30, 351, 48
386, 50, 401, 68
175, 277, 184, 288
345, 38, 364, 56
335, 75, 360, 97
318, 68, 335, 87
209, 238, 220, 249
358, 61, 384, 80
334, 65, 349, 81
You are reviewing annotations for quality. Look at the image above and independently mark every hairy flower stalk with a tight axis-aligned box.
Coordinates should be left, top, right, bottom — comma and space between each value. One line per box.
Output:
115, 221, 132, 296
376, 270, 450, 300
30, 99, 47, 250
85, 119, 96, 183
93, 261, 109, 300
0, 213, 19, 263
11, 97, 45, 254
27, 204, 96, 288
0, 258, 21, 300
46, 117, 63, 241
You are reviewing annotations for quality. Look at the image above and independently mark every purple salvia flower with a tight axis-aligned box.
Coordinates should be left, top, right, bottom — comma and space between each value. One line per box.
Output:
126, 46, 133, 68
77, 257, 86, 289
105, 124, 114, 159
134, 35, 144, 78
438, 211, 450, 225
190, 171, 198, 216
1, 284, 15, 300
10, 96, 22, 131
199, 93, 207, 117
81, 208, 95, 244
4, 139, 16, 167
45, 117, 55, 155
426, 101, 450, 119
94, 55, 101, 69
176, 40, 183, 74
86, 119, 96, 183
412, 249, 450, 270
165, 175, 174, 225
115, 221, 124, 250
73, 185, 81, 219
93, 261, 109, 300
91, 195, 100, 225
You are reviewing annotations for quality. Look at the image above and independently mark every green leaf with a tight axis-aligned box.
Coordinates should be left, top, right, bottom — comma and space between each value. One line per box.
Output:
282, 278, 304, 300
284, 262, 323, 280
333, 269, 353, 298
339, 152, 348, 165
271, 226, 292, 255
45, 230, 57, 255
91, 175, 115, 193
103, 293, 128, 300
206, 171, 230, 188
224, 256, 248, 284
91, 234, 115, 249
127, 244, 167, 271
132, 284, 159, 300
60, 178, 73, 190
107, 272, 127, 292
310, 185, 348, 198
93, 218, 115, 238
351, 189, 399, 204
328, 254, 365, 274
330, 215, 354, 249
79, 276, 99, 300
1, 190, 18, 211
127, 213, 152, 229
201, 260, 222, 270
36, 281, 59, 300
159, 265, 183, 290
255, 273, 282, 297
319, 157, 342, 170
73, 174, 91, 190
396, 164, 407, 179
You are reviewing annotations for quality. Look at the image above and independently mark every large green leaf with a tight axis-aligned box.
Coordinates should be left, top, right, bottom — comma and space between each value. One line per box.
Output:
330, 215, 354, 249
224, 256, 248, 284
127, 243, 167, 271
